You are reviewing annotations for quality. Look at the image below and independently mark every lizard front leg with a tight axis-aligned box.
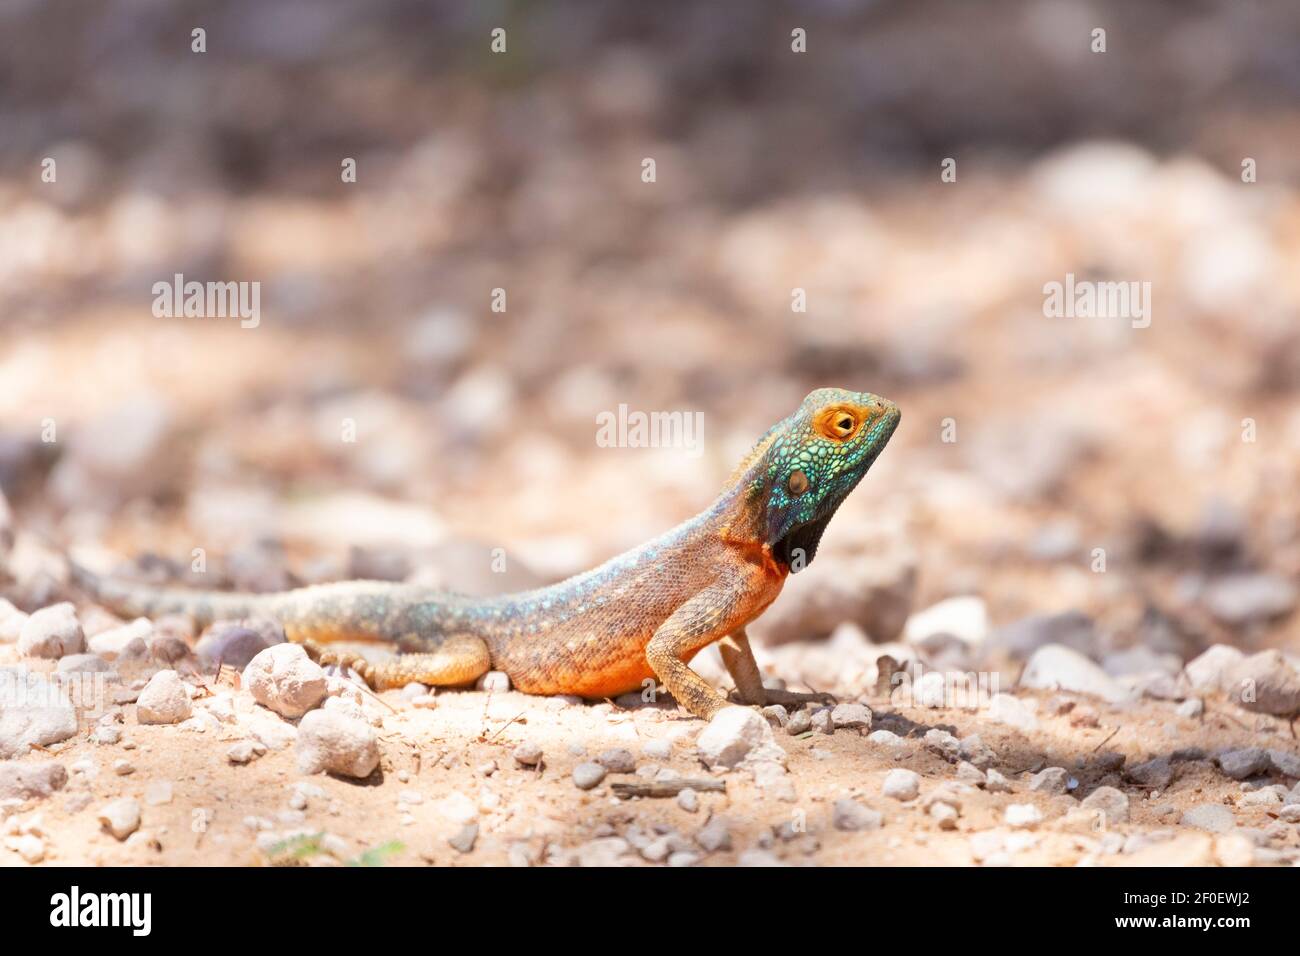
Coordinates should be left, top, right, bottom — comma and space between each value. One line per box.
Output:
719, 627, 836, 710
646, 583, 750, 721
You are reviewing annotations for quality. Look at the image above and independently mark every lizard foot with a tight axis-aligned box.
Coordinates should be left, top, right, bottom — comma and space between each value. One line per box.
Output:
299, 640, 375, 687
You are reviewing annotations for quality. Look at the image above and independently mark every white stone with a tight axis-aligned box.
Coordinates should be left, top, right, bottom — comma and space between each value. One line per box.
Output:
135, 670, 192, 724
295, 708, 379, 778
97, 797, 141, 841
904, 596, 989, 646
243, 644, 328, 719
1019, 644, 1132, 703
18, 603, 85, 659
882, 768, 920, 801
696, 706, 784, 769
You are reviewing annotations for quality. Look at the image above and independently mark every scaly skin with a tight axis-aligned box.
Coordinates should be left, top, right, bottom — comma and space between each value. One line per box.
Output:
70, 387, 901, 720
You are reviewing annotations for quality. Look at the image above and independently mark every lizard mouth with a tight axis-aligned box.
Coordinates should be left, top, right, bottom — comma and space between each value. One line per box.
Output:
774, 513, 834, 569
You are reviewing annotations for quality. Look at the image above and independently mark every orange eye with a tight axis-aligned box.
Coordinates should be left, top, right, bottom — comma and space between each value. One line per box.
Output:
814, 406, 861, 441
788, 470, 809, 495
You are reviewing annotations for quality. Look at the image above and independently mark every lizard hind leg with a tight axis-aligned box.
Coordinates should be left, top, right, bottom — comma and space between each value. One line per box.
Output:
304, 634, 491, 691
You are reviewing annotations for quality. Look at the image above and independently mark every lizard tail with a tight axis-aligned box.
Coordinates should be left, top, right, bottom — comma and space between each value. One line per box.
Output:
68, 558, 433, 645
68, 559, 275, 628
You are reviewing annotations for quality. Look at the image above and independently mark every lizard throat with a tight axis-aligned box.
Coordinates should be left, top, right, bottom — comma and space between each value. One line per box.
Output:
773, 512, 834, 569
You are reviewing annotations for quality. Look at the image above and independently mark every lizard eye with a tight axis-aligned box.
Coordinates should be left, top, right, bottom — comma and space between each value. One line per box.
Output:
832, 414, 855, 437
787, 470, 809, 496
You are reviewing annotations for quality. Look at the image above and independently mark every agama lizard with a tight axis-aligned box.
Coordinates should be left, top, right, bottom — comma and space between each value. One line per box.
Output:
71, 387, 900, 720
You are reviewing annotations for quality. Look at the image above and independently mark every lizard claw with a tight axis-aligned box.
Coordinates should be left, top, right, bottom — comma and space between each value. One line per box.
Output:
762, 688, 837, 710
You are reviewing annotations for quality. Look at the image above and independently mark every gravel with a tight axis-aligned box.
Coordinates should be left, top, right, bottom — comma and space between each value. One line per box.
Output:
18, 603, 85, 659
243, 644, 329, 719
1126, 757, 1174, 789
295, 708, 380, 778
1216, 747, 1270, 781
882, 768, 921, 801
833, 797, 884, 831
572, 762, 606, 790
136, 669, 192, 724
97, 797, 142, 841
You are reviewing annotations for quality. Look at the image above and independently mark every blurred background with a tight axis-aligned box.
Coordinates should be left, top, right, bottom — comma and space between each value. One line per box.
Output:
1, 0, 1299, 684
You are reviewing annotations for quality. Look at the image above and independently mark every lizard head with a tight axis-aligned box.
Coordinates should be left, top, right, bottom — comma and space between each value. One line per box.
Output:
755, 387, 901, 571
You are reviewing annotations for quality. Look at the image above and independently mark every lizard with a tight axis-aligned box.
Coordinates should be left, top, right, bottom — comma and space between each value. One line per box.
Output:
69, 387, 901, 721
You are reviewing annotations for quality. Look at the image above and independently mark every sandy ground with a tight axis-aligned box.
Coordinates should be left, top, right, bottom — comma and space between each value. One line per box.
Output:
2, 633, 1296, 868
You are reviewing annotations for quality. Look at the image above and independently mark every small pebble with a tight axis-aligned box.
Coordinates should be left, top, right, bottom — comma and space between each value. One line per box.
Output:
572, 762, 606, 790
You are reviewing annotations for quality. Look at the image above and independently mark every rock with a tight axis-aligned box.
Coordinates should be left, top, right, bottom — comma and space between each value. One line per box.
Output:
760, 704, 789, 729
476, 670, 511, 692
990, 611, 1097, 660
641, 739, 672, 760
785, 708, 812, 735
985, 769, 1013, 793
135, 670, 192, 724
1202, 573, 1296, 625
1080, 786, 1130, 824
448, 822, 478, 853
810, 709, 835, 735
956, 761, 987, 787
195, 619, 285, 669
677, 788, 699, 813
1126, 757, 1174, 789
5, 833, 45, 863
1176, 698, 1204, 718
226, 740, 261, 764
696, 817, 732, 852
833, 798, 883, 831
1029, 767, 1069, 794
17, 603, 85, 659
923, 728, 961, 762
0, 672, 79, 757
1217, 747, 1270, 781
748, 549, 915, 645
697, 706, 784, 769
830, 702, 872, 733
1181, 803, 1235, 834
1268, 749, 1300, 779
243, 644, 328, 718
929, 801, 960, 829
513, 742, 543, 767
1020, 644, 1131, 703
1103, 646, 1182, 678
1069, 704, 1100, 728
596, 748, 637, 774
986, 692, 1039, 732
86, 618, 153, 659
0, 761, 67, 800
882, 768, 920, 801
903, 596, 989, 647
868, 729, 903, 748
97, 797, 141, 840
1225, 650, 1300, 716
55, 654, 114, 676
296, 709, 379, 778
1004, 804, 1043, 829
1184, 644, 1245, 692
959, 734, 996, 768
572, 762, 607, 790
